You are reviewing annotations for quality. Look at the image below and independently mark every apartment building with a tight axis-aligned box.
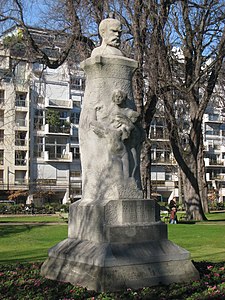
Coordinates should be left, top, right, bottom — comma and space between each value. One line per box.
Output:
150, 101, 225, 206
150, 114, 179, 203
0, 27, 84, 205
203, 104, 225, 203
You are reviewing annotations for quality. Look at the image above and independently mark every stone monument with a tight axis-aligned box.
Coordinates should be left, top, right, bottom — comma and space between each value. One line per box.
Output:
41, 18, 199, 292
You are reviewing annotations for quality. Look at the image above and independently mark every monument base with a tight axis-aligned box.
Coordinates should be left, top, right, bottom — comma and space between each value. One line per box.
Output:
41, 238, 199, 292
41, 199, 199, 292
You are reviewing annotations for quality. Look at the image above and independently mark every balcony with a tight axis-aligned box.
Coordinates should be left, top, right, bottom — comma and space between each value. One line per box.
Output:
15, 139, 27, 146
45, 97, 72, 109
151, 158, 175, 165
15, 158, 27, 166
150, 132, 168, 140
204, 115, 223, 123
15, 119, 27, 127
14, 179, 28, 185
204, 158, 224, 166
45, 124, 71, 135
44, 151, 73, 162
15, 100, 27, 108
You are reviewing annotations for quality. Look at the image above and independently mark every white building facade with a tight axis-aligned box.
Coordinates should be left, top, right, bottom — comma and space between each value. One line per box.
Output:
0, 34, 84, 205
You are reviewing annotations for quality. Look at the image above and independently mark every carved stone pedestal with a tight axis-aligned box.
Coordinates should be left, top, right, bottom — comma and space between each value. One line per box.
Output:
41, 199, 199, 292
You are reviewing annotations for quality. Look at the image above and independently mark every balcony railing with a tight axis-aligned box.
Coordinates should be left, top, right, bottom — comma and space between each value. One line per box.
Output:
15, 179, 27, 185
15, 139, 27, 146
15, 119, 27, 127
44, 151, 72, 162
15, 100, 27, 107
15, 159, 27, 166
150, 132, 168, 140
45, 97, 72, 109
45, 124, 71, 135
152, 158, 174, 164
205, 158, 224, 166
209, 160, 224, 166
205, 115, 223, 123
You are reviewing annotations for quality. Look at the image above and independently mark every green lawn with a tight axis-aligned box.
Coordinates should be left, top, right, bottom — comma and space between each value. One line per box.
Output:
0, 224, 68, 263
0, 215, 66, 223
168, 223, 225, 262
0, 212, 224, 264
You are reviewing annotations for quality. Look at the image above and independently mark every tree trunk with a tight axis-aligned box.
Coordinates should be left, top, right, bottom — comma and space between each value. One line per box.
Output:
180, 155, 207, 221
197, 132, 209, 214
140, 139, 151, 198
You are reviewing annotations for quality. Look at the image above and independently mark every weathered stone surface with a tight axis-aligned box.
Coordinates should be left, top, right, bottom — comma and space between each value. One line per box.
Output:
41, 18, 199, 292
68, 199, 163, 242
41, 238, 199, 292
79, 55, 144, 202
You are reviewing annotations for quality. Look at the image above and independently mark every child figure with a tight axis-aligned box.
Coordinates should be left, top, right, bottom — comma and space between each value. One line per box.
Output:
170, 207, 177, 224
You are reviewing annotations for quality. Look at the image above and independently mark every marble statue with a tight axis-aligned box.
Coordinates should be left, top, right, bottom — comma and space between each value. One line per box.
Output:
41, 17, 200, 292
91, 18, 124, 57
79, 18, 144, 201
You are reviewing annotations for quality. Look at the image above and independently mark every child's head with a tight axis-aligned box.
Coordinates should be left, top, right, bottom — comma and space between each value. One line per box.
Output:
112, 89, 127, 105
172, 207, 176, 211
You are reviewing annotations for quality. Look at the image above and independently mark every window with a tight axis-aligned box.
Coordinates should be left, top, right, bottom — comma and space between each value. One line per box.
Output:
70, 77, 85, 91
71, 112, 80, 124
34, 136, 44, 158
70, 171, 81, 177
0, 90, 4, 104
15, 111, 27, 126
0, 130, 4, 143
73, 101, 81, 108
15, 150, 27, 165
71, 147, 80, 159
15, 170, 26, 185
0, 150, 3, 165
59, 111, 68, 119
0, 170, 3, 182
15, 92, 27, 107
34, 109, 43, 130
0, 110, 4, 124
15, 131, 26, 146
13, 61, 26, 84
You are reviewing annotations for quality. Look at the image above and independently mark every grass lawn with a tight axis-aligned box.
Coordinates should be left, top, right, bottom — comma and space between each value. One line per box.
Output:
0, 211, 224, 263
0, 215, 66, 223
168, 223, 225, 262
0, 224, 68, 263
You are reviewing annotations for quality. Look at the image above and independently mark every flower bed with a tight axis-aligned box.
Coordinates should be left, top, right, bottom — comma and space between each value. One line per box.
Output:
0, 261, 224, 299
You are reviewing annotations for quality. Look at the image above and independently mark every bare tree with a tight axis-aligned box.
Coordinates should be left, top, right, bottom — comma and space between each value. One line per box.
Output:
1, 1, 225, 220
155, 1, 225, 220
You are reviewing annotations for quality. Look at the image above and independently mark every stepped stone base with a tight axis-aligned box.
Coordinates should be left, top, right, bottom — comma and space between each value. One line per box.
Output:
41, 238, 199, 292
41, 199, 199, 292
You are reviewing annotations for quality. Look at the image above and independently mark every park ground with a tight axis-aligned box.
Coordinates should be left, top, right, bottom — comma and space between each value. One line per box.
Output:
0, 212, 225, 299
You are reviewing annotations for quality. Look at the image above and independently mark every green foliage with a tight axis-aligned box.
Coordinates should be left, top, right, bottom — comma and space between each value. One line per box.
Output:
0, 203, 70, 215
3, 33, 23, 48
46, 109, 60, 126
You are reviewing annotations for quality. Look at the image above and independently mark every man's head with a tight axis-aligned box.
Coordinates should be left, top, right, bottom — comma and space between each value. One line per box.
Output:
99, 18, 122, 48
